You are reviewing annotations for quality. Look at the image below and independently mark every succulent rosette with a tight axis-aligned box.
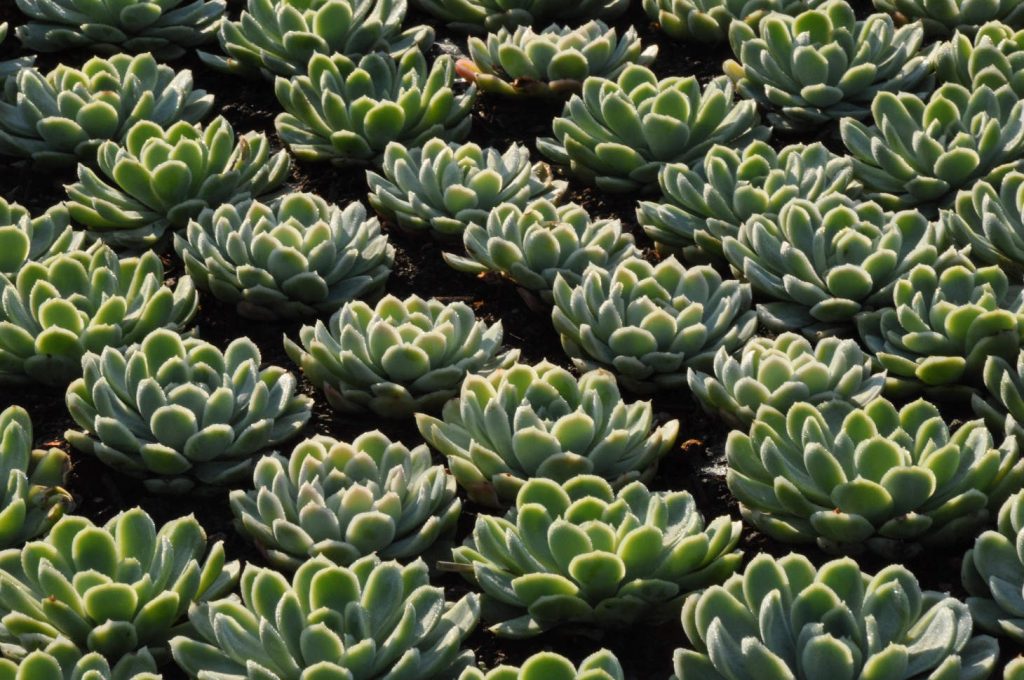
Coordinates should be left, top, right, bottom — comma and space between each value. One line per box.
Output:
66, 329, 313, 494
551, 256, 758, 392
171, 555, 480, 679
443, 199, 638, 303
856, 263, 1024, 396
0, 53, 213, 167
416, 360, 680, 508
0, 246, 197, 386
841, 83, 1024, 209
176, 193, 394, 320
458, 20, 657, 97
873, 0, 1024, 36
728, 397, 1024, 558
674, 552, 1000, 680
231, 431, 461, 570
0, 24, 34, 83
0, 407, 71, 550
722, 195, 966, 333
275, 50, 474, 168
285, 294, 517, 417
367, 139, 566, 238
14, 0, 225, 59
643, 0, 827, 44
0, 637, 160, 680
66, 116, 291, 250
942, 171, 1024, 274
933, 22, 1024, 107
411, 0, 630, 33
538, 66, 768, 193
0, 201, 88, 277
724, 1, 932, 131
687, 333, 885, 428
201, 0, 434, 79
962, 489, 1024, 644
450, 475, 741, 637
0, 508, 239, 663
637, 141, 858, 263
459, 650, 625, 680
1009, 658, 1024, 679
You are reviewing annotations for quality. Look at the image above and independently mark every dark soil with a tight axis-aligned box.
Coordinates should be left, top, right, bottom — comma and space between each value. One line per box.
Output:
0, 1, 1020, 678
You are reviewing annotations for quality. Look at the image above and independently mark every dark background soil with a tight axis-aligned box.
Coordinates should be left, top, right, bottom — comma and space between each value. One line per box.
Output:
0, 0, 1019, 677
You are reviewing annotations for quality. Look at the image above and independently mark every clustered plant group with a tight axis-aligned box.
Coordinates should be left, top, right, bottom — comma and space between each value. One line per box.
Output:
2, 0, 1024, 678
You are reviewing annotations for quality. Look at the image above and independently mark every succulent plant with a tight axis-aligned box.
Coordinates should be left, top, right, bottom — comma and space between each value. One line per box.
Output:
448, 475, 742, 637
367, 138, 566, 238
723, 1, 932, 131
0, 53, 213, 168
66, 116, 291, 250
0, 508, 239, 663
275, 50, 475, 167
200, 0, 434, 79
459, 650, 625, 680
933, 22, 1024, 107
974, 350, 1024, 441
175, 193, 394, 320
417, 360, 680, 508
537, 66, 767, 193
674, 552, 1000, 680
66, 329, 313, 494
0, 406, 71, 550
962, 489, 1024, 644
728, 397, 1024, 558
443, 199, 638, 303
637, 141, 858, 263
687, 333, 885, 428
722, 196, 966, 333
171, 554, 480, 679
841, 83, 1024, 210
873, 0, 1024, 36
14, 0, 225, 59
551, 256, 758, 392
231, 431, 460, 570
643, 0, 826, 44
0, 637, 160, 680
942, 171, 1024, 274
285, 294, 517, 417
0, 246, 197, 386
457, 20, 657, 98
1008, 658, 1024, 680
0, 201, 89, 276
857, 263, 1024, 397
0, 24, 34, 83
411, 0, 630, 33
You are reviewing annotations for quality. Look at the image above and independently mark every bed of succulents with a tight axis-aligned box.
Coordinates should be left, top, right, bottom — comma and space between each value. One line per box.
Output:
3, 0, 1024, 678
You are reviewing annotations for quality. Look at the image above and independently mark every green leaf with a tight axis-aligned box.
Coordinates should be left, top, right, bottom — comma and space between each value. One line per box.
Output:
363, 102, 406, 151
568, 551, 625, 601
75, 101, 121, 140
72, 527, 118, 574
915, 356, 966, 386
83, 582, 138, 622
519, 653, 578, 680
831, 479, 893, 524
379, 344, 430, 382
36, 117, 88, 153
511, 573, 579, 606
933, 148, 980, 187
150, 405, 198, 451
800, 634, 855, 680
548, 51, 589, 83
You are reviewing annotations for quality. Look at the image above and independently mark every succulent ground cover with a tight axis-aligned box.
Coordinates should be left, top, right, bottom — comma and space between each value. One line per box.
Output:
2, 0, 1024, 678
